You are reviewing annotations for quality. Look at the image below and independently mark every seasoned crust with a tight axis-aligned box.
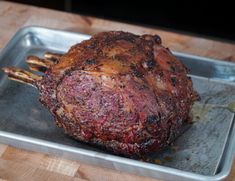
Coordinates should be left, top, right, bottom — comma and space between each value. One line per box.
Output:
37, 31, 198, 156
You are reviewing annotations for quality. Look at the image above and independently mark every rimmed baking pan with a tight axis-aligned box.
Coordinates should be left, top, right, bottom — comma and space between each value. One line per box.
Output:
0, 26, 235, 181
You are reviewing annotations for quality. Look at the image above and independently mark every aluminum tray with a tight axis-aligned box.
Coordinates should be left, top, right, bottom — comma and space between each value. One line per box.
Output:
0, 26, 235, 181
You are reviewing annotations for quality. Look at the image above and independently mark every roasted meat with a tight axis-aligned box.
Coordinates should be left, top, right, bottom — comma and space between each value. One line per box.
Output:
3, 31, 198, 156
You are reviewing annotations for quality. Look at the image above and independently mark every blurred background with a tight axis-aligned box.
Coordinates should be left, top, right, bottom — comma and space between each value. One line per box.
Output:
5, 0, 235, 42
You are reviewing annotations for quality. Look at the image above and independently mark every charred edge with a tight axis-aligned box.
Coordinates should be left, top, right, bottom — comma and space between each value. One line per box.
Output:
153, 35, 162, 44
114, 32, 138, 42
86, 42, 96, 49
171, 77, 177, 86
166, 124, 180, 144
130, 64, 143, 78
104, 32, 137, 44
55, 67, 76, 87
186, 67, 190, 73
121, 35, 136, 43
142, 34, 161, 44
85, 59, 97, 65
49, 57, 59, 63
159, 72, 164, 77
170, 66, 176, 72
193, 91, 201, 101
29, 64, 48, 72
140, 139, 159, 154
37, 66, 48, 72
146, 59, 156, 70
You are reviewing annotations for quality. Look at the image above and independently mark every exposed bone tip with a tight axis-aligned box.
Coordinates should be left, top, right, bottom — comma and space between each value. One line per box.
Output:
26, 59, 36, 64
44, 52, 61, 64
26, 55, 40, 63
26, 55, 55, 73
1, 67, 42, 88
2, 67, 11, 73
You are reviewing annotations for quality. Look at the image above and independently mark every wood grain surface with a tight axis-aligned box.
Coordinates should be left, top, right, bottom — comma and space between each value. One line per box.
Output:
0, 1, 235, 181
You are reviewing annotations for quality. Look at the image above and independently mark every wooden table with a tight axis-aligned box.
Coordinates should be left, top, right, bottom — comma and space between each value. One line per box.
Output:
0, 1, 235, 181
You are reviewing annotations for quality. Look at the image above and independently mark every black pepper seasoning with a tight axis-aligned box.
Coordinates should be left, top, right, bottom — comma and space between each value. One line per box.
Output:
85, 59, 96, 65
147, 115, 160, 124
171, 77, 177, 86
146, 59, 156, 70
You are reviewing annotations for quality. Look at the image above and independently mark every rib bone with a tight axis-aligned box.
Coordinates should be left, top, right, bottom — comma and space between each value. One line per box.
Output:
44, 52, 62, 63
26, 56, 54, 72
2, 67, 42, 88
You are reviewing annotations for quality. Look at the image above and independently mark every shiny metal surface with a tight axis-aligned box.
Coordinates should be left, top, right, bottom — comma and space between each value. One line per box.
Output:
0, 26, 235, 181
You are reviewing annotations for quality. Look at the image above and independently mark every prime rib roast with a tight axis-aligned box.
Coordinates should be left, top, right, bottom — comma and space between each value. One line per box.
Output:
3, 31, 198, 157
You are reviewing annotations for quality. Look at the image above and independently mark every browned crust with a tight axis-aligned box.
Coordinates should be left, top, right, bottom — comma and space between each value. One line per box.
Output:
36, 31, 198, 156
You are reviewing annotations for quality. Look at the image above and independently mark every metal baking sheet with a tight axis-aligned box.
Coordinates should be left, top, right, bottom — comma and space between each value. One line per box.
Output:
0, 26, 235, 181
